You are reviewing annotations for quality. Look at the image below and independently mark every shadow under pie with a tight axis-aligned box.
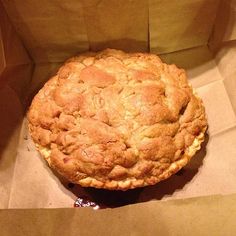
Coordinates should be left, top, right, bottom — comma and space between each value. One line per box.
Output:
55, 133, 209, 209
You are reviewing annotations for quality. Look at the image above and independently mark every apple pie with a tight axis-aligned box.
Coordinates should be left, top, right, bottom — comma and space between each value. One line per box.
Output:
28, 49, 207, 190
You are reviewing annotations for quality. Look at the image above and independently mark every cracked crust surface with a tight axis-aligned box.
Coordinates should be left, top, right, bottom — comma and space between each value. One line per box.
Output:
28, 49, 207, 190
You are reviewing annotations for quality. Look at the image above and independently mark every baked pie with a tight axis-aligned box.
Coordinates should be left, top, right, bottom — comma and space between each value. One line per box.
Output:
28, 49, 207, 190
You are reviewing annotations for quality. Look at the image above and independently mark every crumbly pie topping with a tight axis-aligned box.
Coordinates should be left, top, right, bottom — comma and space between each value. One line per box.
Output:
28, 49, 207, 190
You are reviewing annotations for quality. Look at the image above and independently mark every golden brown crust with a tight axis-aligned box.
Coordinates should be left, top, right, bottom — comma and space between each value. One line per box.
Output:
28, 49, 207, 190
